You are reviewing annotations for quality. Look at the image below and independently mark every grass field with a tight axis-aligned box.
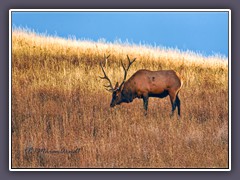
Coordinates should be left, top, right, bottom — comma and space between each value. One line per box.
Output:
11, 29, 229, 168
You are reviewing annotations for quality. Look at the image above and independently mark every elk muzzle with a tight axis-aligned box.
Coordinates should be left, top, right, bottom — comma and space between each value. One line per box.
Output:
110, 102, 115, 108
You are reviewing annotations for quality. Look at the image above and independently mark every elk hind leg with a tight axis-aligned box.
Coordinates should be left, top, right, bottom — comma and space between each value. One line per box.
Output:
169, 92, 177, 118
176, 94, 181, 117
143, 95, 149, 116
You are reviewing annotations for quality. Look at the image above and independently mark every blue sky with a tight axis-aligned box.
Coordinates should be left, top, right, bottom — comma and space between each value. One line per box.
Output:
12, 11, 229, 57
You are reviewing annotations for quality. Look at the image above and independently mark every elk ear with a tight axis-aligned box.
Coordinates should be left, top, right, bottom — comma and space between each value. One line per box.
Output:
119, 82, 124, 91
114, 82, 119, 89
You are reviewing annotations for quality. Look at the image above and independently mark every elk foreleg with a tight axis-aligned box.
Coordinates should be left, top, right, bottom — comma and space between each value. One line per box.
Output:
143, 95, 149, 116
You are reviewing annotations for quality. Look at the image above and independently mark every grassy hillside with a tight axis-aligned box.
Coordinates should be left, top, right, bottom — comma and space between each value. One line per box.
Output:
11, 29, 229, 168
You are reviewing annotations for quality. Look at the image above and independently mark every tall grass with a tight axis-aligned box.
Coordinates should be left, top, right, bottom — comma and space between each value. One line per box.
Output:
11, 29, 228, 168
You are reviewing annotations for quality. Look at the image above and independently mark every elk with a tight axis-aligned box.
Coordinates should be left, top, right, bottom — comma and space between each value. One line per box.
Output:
99, 55, 183, 117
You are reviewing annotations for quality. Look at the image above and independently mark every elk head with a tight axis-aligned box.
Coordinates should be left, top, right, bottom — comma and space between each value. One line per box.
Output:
99, 55, 136, 107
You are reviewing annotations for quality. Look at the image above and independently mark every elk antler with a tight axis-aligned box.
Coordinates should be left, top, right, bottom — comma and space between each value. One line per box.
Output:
120, 55, 136, 85
99, 55, 114, 92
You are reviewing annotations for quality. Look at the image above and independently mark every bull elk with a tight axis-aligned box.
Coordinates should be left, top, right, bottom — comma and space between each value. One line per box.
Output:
99, 55, 183, 117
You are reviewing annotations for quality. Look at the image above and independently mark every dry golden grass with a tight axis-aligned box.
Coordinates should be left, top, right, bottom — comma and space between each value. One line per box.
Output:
11, 29, 229, 168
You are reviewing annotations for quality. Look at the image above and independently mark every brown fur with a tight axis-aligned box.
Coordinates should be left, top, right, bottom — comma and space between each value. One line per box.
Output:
111, 69, 183, 116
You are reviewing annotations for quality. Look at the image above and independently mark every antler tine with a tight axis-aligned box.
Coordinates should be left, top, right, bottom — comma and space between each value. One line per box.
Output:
104, 87, 114, 92
126, 55, 136, 71
99, 60, 114, 92
120, 60, 126, 80
104, 54, 110, 60
121, 55, 137, 83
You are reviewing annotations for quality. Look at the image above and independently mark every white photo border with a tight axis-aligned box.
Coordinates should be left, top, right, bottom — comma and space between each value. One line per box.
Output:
9, 9, 231, 171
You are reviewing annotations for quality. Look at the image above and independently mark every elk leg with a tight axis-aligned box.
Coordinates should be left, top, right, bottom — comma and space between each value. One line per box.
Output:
143, 95, 149, 116
169, 93, 177, 117
176, 95, 181, 117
